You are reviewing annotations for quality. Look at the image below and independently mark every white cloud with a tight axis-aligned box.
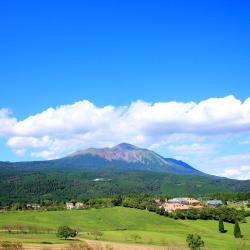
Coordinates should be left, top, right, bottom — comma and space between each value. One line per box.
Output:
218, 165, 250, 180
0, 95, 249, 178
0, 108, 17, 136
194, 152, 250, 180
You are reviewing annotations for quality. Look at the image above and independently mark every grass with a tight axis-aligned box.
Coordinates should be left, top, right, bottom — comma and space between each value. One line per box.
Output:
0, 207, 249, 249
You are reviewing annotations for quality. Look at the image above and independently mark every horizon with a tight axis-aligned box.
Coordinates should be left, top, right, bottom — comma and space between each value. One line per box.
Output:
1, 1, 250, 180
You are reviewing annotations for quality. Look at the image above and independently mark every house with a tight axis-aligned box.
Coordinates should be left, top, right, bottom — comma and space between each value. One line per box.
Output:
31, 204, 40, 209
207, 199, 223, 206
167, 197, 200, 205
75, 202, 84, 209
66, 202, 74, 209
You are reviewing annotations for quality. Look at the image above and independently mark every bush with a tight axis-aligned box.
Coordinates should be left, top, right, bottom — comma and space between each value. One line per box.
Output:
186, 234, 204, 250
57, 226, 78, 240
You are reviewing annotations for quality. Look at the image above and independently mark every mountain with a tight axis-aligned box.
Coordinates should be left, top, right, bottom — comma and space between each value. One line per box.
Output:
0, 143, 208, 176
0, 143, 250, 204
58, 143, 207, 176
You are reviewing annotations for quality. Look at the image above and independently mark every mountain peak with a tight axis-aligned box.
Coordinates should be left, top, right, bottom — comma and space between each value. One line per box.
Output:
64, 143, 207, 176
112, 143, 138, 150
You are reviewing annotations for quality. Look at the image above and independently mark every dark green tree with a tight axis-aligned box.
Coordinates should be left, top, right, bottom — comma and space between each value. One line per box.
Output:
219, 218, 226, 233
186, 234, 204, 250
234, 221, 242, 238
57, 226, 77, 240
112, 195, 122, 206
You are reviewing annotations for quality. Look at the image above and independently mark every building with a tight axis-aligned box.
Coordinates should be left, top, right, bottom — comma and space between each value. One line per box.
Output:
167, 197, 200, 205
207, 199, 223, 206
93, 178, 112, 182
75, 202, 84, 209
31, 204, 40, 209
26, 204, 32, 209
161, 203, 189, 212
66, 202, 74, 209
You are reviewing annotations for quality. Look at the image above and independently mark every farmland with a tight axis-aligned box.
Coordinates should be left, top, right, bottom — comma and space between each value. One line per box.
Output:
0, 207, 249, 249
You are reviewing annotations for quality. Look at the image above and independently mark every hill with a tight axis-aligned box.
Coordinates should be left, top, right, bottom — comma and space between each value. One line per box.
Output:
0, 207, 249, 249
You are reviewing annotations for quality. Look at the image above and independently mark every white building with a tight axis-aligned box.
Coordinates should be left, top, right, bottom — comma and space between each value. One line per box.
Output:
167, 197, 200, 205
75, 202, 84, 209
66, 202, 74, 209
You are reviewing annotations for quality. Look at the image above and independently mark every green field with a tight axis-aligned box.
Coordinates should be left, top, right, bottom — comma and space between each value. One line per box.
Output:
0, 207, 249, 249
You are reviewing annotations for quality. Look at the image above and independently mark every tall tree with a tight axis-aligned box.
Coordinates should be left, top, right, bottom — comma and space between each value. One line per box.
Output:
234, 221, 242, 238
219, 218, 225, 233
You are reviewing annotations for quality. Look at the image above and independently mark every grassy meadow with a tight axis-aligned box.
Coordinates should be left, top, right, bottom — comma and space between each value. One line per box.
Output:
0, 207, 249, 249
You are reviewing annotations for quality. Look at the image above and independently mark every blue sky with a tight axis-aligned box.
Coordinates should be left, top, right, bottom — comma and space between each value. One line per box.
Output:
1, 1, 250, 179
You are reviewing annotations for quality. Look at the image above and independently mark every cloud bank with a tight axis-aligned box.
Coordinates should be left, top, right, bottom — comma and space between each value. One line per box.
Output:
1, 95, 250, 179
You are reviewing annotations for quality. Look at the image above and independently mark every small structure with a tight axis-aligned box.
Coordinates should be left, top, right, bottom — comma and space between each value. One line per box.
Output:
26, 204, 32, 209
66, 202, 74, 209
31, 204, 40, 209
93, 178, 112, 182
207, 199, 223, 206
75, 202, 84, 209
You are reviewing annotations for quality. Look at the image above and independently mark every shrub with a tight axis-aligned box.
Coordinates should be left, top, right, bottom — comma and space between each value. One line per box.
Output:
57, 226, 78, 240
186, 234, 204, 250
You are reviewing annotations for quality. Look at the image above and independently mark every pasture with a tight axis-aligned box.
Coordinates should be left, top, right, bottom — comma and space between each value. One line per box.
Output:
0, 207, 249, 249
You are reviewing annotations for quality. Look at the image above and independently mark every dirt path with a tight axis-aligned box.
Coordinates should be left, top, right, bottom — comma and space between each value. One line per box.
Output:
22, 240, 188, 250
